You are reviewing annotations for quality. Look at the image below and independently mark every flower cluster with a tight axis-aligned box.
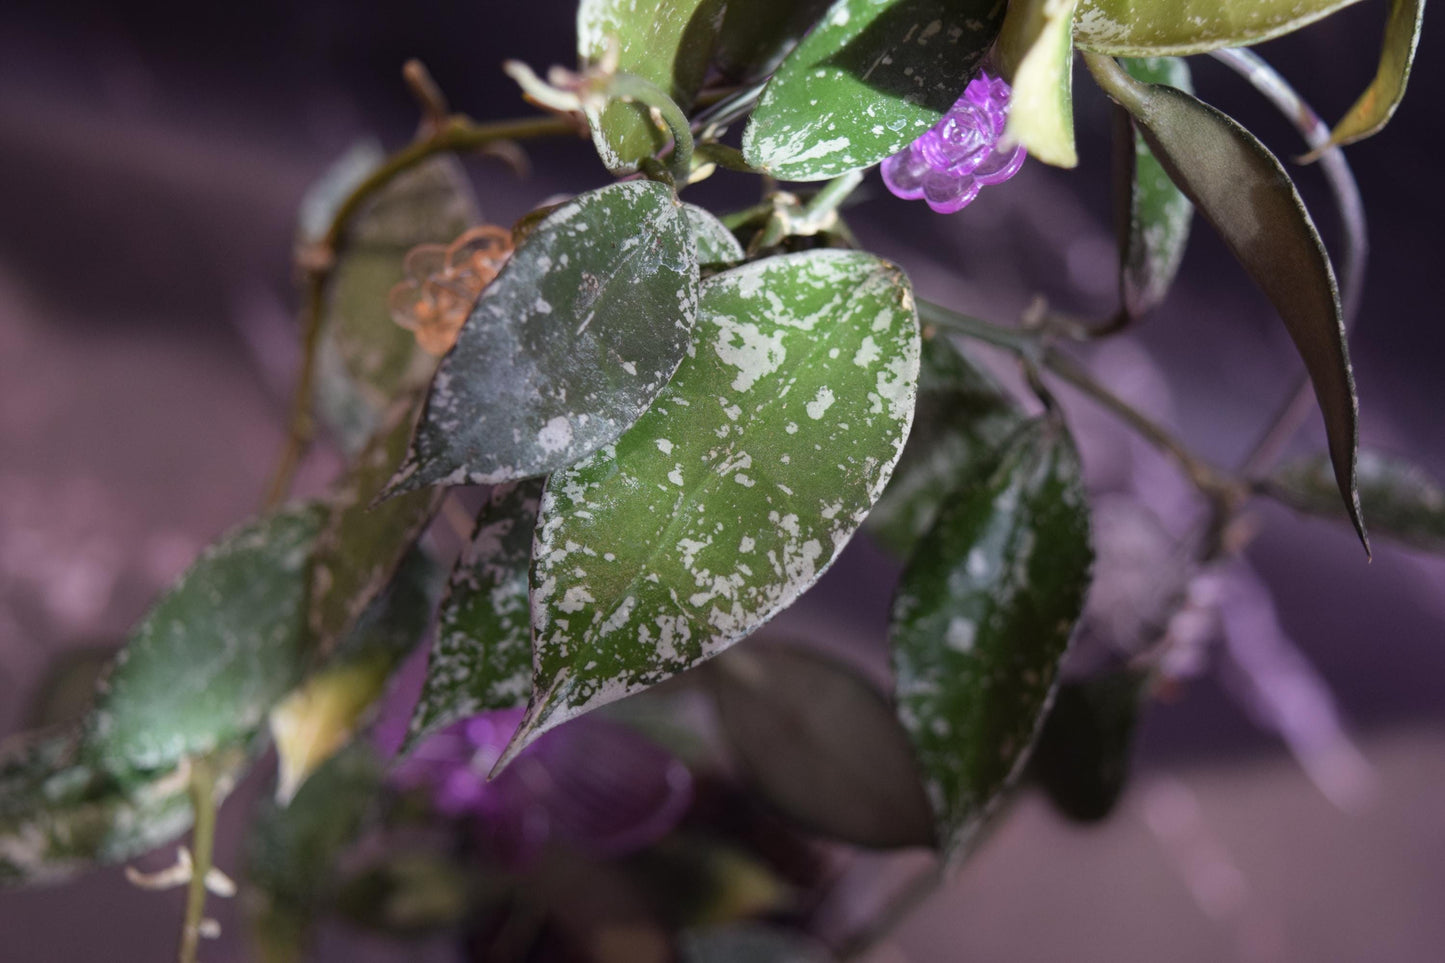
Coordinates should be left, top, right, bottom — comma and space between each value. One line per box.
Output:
881, 70, 1026, 214
388, 224, 513, 355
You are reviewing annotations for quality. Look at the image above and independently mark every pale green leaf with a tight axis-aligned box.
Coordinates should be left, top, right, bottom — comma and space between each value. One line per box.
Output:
998, 0, 1081, 168
507, 250, 921, 763
1325, 0, 1426, 149
1074, 0, 1367, 56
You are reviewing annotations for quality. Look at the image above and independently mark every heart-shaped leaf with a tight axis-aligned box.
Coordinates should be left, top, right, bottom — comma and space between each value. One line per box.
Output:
85, 503, 326, 773
867, 334, 1024, 557
1086, 53, 1366, 550
1115, 56, 1194, 319
1029, 670, 1144, 823
891, 419, 1092, 858
1, 732, 250, 886
578, 0, 727, 173
508, 250, 920, 763
1073, 0, 1366, 56
1269, 449, 1445, 555
308, 154, 478, 454
387, 180, 700, 494
711, 643, 934, 848
742, 0, 1005, 181
403, 481, 542, 753
1323, 0, 1425, 150
997, 0, 1080, 167
310, 392, 441, 659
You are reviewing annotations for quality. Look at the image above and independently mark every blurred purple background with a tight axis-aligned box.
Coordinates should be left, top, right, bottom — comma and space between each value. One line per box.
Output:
1, 1, 1442, 960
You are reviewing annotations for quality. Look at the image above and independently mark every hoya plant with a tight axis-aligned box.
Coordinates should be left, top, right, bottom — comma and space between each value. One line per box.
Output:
2, 0, 1433, 960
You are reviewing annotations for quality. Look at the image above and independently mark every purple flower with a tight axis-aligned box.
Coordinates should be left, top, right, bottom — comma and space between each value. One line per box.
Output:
881, 70, 1026, 214
394, 708, 693, 869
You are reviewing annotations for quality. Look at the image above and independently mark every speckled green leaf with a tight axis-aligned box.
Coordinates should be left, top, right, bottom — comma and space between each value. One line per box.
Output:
998, 0, 1080, 167
1089, 54, 1365, 550
310, 393, 440, 658
85, 503, 326, 772
403, 481, 541, 752
891, 419, 1092, 858
712, 0, 834, 82
388, 181, 699, 494
1270, 450, 1445, 555
712, 643, 933, 848
1, 732, 249, 886
867, 334, 1024, 557
309, 154, 478, 454
508, 250, 920, 763
1115, 56, 1193, 318
1030, 670, 1143, 823
742, 0, 1005, 181
1325, 0, 1425, 149
685, 203, 746, 266
578, 0, 727, 173
1073, 0, 1366, 56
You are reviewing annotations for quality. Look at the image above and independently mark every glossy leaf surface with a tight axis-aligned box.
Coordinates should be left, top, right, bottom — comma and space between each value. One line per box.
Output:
511, 250, 920, 761
311, 156, 477, 454
1030, 671, 1143, 823
86, 504, 326, 772
891, 420, 1092, 857
1074, 0, 1366, 56
1089, 55, 1365, 549
998, 0, 1080, 167
1115, 57, 1193, 318
310, 393, 440, 658
712, 643, 934, 848
1270, 450, 1445, 555
403, 481, 542, 752
867, 334, 1023, 558
712, 0, 833, 82
1326, 0, 1425, 149
388, 181, 699, 494
742, 0, 1005, 181
578, 0, 726, 172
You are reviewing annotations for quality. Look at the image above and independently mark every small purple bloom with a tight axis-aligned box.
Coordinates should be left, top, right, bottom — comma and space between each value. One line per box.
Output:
395, 708, 693, 869
881, 70, 1026, 214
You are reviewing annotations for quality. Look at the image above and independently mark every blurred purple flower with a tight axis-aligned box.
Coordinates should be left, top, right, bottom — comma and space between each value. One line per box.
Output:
395, 708, 693, 868
881, 70, 1026, 214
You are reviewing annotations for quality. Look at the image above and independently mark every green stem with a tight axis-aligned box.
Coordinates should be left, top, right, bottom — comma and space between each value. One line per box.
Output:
261, 113, 576, 510
753, 170, 865, 250
177, 756, 219, 963
606, 72, 693, 185
916, 300, 1040, 357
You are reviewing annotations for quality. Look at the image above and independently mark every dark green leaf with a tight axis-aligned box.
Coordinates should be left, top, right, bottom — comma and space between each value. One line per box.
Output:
309, 392, 440, 659
681, 923, 835, 963
1, 732, 249, 886
403, 481, 541, 752
712, 0, 833, 82
891, 419, 1092, 858
578, 0, 727, 173
997, 0, 1080, 167
310, 155, 478, 454
508, 250, 920, 763
1115, 57, 1194, 318
742, 0, 1005, 181
866, 334, 1023, 557
712, 643, 933, 848
1030, 671, 1143, 823
1270, 449, 1445, 554
85, 503, 326, 772
1325, 0, 1425, 149
388, 181, 700, 494
1088, 54, 1365, 550
1073, 0, 1366, 56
